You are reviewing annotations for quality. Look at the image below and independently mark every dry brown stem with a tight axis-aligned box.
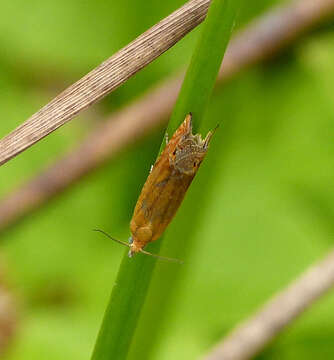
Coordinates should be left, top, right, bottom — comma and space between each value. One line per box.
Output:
0, 0, 211, 166
0, 260, 17, 355
0, 0, 334, 232
0, 287, 16, 355
204, 249, 334, 360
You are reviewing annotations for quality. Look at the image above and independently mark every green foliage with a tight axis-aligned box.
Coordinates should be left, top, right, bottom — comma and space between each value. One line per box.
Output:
1, 1, 334, 360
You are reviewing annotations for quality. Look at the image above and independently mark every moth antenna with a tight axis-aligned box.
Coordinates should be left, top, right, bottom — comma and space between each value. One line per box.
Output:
93, 229, 130, 248
139, 249, 183, 264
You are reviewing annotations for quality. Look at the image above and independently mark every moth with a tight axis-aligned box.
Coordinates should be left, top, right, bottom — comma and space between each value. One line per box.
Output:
95, 113, 215, 262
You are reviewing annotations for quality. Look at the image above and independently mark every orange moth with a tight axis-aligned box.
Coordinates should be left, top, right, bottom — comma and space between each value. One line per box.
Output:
95, 113, 215, 262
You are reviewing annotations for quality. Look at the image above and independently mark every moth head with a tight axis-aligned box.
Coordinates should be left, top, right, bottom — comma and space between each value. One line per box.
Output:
128, 241, 142, 257
94, 229, 182, 263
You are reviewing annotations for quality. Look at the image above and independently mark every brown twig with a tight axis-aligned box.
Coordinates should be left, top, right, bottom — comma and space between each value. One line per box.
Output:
0, 0, 211, 166
0, 78, 181, 230
204, 249, 334, 360
0, 259, 17, 355
1, 0, 334, 231
0, 287, 16, 355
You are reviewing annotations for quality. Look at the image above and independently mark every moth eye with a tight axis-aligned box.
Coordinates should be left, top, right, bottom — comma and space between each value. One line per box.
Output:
173, 150, 176, 155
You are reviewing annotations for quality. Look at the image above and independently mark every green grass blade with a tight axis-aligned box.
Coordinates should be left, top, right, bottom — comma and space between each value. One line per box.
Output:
91, 1, 238, 359
91, 249, 159, 360
168, 0, 236, 134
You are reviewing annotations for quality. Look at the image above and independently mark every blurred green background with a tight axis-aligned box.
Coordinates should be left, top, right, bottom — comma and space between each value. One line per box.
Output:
1, 0, 334, 359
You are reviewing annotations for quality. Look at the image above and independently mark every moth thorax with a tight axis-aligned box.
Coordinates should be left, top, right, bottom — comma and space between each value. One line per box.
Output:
134, 226, 152, 242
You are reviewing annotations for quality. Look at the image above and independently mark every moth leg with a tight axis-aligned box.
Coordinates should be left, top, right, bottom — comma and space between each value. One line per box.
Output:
150, 164, 154, 173
165, 132, 169, 145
